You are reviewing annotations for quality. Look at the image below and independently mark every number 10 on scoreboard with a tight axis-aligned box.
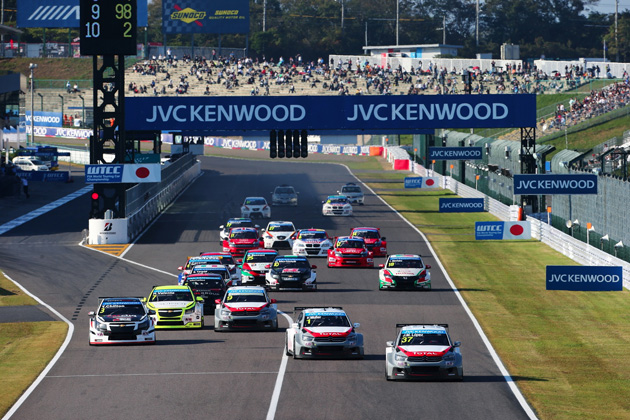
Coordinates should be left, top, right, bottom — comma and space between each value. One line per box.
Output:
80, 0, 137, 56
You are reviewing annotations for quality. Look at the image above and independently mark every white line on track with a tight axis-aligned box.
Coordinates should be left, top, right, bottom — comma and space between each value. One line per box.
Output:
47, 371, 278, 378
344, 165, 539, 420
0, 186, 92, 236
1, 274, 75, 420
266, 310, 293, 420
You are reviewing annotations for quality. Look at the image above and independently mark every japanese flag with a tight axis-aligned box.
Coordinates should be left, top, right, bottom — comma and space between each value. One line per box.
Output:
422, 177, 439, 188
502, 221, 531, 240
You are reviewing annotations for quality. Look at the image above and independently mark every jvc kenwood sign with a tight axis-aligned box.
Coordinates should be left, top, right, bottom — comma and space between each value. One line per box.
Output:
429, 147, 483, 160
513, 174, 598, 195
546, 265, 623, 291
125, 95, 536, 132
439, 198, 484, 212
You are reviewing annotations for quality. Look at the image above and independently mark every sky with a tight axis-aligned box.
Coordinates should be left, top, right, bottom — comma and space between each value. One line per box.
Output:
585, 1, 630, 15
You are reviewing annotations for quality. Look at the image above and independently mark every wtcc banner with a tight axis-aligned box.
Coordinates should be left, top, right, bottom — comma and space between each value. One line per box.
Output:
404, 177, 439, 188
15, 171, 69, 182
513, 174, 598, 195
429, 147, 483, 161
162, 0, 249, 34
475, 221, 531, 240
85, 164, 161, 183
546, 265, 623, 291
439, 198, 484, 212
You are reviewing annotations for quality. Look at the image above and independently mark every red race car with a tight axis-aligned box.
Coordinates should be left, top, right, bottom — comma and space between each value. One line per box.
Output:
327, 236, 374, 268
350, 227, 387, 257
222, 227, 263, 258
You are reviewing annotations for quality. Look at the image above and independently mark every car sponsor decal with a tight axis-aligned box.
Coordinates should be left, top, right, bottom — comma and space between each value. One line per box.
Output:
303, 327, 352, 337
400, 328, 446, 334
224, 303, 266, 311
397, 345, 451, 357
282, 268, 301, 273
227, 288, 265, 294
304, 312, 346, 317
337, 248, 364, 254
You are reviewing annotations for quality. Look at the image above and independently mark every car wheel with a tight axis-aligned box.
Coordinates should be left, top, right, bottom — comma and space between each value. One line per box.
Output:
379, 284, 384, 290
200, 316, 204, 328
272, 319, 278, 332
285, 336, 291, 356
293, 339, 300, 359
386, 367, 393, 381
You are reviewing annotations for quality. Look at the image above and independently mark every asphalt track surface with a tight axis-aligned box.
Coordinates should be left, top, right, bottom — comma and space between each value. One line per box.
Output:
1, 156, 533, 420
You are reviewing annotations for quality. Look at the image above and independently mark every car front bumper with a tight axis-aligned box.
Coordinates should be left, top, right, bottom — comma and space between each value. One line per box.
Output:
328, 256, 373, 267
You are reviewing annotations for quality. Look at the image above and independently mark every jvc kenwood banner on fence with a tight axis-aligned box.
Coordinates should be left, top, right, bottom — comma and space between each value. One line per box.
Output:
546, 265, 623, 291
513, 174, 598, 195
404, 177, 439, 189
428, 147, 483, 161
475, 221, 531, 240
439, 198, 484, 212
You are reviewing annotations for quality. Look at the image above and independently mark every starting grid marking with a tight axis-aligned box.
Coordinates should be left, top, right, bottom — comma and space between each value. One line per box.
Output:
0, 186, 93, 236
85, 244, 130, 256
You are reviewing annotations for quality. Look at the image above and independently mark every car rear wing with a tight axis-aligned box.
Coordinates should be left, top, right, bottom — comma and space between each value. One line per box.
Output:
396, 323, 448, 329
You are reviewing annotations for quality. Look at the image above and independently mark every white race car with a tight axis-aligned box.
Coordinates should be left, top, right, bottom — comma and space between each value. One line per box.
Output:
338, 182, 364, 205
88, 297, 156, 345
262, 221, 296, 249
214, 286, 278, 331
322, 195, 353, 216
379, 254, 431, 290
241, 197, 271, 219
291, 228, 333, 257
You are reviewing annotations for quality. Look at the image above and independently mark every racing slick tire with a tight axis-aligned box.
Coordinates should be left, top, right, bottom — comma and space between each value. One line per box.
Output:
293, 338, 301, 359
272, 318, 279, 332
385, 367, 393, 381
200, 316, 204, 328
285, 336, 291, 356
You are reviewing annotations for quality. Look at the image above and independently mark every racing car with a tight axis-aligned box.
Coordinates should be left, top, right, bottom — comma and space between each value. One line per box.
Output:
271, 184, 299, 206
385, 323, 463, 381
189, 263, 236, 287
240, 248, 279, 285
214, 286, 278, 331
198, 251, 241, 284
291, 228, 333, 257
378, 254, 431, 290
322, 195, 353, 216
285, 307, 363, 359
88, 297, 156, 345
265, 255, 317, 291
222, 227, 264, 258
182, 274, 227, 314
327, 236, 374, 268
338, 182, 364, 205
177, 255, 229, 284
219, 218, 259, 244
145, 285, 204, 329
350, 227, 387, 257
262, 221, 296, 249
241, 197, 271, 219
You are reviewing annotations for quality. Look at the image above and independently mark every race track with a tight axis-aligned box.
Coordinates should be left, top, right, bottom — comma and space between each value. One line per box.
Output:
1, 156, 533, 420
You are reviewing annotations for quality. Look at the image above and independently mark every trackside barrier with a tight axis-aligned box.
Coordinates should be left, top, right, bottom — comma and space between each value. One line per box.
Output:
383, 146, 411, 170
410, 162, 630, 290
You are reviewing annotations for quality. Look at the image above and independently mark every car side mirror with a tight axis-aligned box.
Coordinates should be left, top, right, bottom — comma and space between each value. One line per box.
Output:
196, 296, 204, 302
453, 341, 461, 347
255, 225, 260, 229
219, 225, 224, 229
177, 266, 184, 270
265, 264, 271, 269
270, 298, 277, 304
381, 237, 386, 241
378, 264, 384, 268
312, 265, 317, 269
386, 341, 394, 347
426, 265, 431, 269
215, 299, 221, 305
261, 229, 266, 232
292, 323, 299, 329
353, 322, 360, 329
88, 311, 95, 317
148, 310, 156, 315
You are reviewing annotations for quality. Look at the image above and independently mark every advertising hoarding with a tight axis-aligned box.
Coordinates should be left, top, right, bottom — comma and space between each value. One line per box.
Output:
546, 265, 623, 291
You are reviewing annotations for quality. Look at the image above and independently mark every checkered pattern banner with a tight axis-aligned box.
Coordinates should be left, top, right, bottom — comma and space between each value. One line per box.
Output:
162, 0, 249, 34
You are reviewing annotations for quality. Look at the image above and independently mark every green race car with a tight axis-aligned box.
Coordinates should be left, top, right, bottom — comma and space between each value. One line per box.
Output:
145, 285, 204, 329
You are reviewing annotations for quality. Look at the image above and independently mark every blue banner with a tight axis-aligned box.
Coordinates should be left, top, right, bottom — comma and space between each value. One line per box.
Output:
513, 174, 598, 195
18, 0, 148, 28
162, 0, 249, 34
546, 265, 623, 291
15, 171, 69, 182
126, 95, 537, 132
404, 177, 423, 188
85, 164, 161, 183
403, 177, 439, 188
475, 221, 531, 240
24, 111, 62, 127
439, 198, 484, 212
429, 147, 483, 161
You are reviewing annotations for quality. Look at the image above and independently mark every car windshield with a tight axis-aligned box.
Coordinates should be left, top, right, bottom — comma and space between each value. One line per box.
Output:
245, 198, 266, 205
31, 159, 45, 165
336, 239, 364, 249
185, 259, 214, 269
328, 197, 347, 204
225, 291, 267, 303
304, 314, 350, 327
275, 187, 295, 194
353, 230, 379, 239
399, 332, 450, 346
231, 230, 258, 239
298, 231, 326, 240
245, 252, 277, 263
387, 258, 423, 268
192, 267, 228, 278
273, 258, 310, 269
226, 220, 253, 229
99, 301, 145, 316
149, 289, 193, 302
187, 278, 224, 289
268, 223, 294, 232
343, 186, 361, 193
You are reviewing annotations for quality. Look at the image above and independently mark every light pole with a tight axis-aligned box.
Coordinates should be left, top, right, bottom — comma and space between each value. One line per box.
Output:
37, 92, 43, 112
78, 94, 85, 128
29, 63, 37, 145
396, 0, 399, 45
58, 94, 64, 124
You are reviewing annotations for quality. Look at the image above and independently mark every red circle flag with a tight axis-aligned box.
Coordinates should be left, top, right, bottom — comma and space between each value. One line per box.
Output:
425, 179, 435, 186
136, 167, 150, 179
510, 224, 524, 236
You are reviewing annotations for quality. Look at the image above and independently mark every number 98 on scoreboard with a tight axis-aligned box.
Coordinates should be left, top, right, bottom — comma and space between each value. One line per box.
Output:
80, 0, 137, 56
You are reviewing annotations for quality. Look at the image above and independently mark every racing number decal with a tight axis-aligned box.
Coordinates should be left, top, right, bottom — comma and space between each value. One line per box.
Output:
388, 262, 395, 267
247, 255, 254, 261
99, 306, 105, 314
227, 294, 233, 301
273, 262, 280, 267
401, 336, 413, 344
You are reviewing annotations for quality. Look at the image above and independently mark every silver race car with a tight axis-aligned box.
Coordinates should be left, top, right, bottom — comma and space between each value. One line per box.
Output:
214, 286, 278, 331
285, 307, 364, 359
385, 323, 463, 381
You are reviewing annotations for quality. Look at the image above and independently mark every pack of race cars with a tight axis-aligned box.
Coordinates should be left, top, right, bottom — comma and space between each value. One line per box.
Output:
89, 182, 462, 381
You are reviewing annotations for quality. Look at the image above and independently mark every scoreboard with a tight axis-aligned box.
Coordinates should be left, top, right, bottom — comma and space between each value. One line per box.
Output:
80, 0, 137, 55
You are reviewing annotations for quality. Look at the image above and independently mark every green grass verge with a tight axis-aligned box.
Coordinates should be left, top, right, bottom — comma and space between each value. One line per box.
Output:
344, 163, 630, 420
0, 322, 68, 416
0, 271, 37, 307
